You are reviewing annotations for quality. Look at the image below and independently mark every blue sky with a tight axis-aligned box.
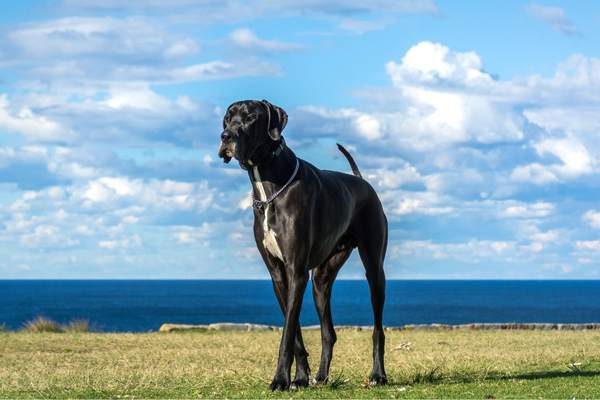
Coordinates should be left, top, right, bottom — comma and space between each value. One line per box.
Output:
1, 0, 600, 279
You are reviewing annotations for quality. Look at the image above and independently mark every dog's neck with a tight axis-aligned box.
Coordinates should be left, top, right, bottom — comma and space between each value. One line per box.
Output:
248, 145, 298, 201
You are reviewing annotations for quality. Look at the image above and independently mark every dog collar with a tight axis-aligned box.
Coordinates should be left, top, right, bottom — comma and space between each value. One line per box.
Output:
245, 139, 285, 168
252, 157, 300, 214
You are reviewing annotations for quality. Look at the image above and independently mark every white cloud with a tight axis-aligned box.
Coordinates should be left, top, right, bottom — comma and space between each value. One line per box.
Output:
102, 84, 171, 111
295, 106, 386, 141
3, 17, 279, 87
7, 17, 199, 60
522, 54, 600, 103
524, 107, 600, 135
583, 210, 600, 229
173, 223, 213, 244
382, 42, 523, 148
386, 41, 493, 87
0, 95, 73, 142
238, 193, 252, 210
380, 190, 453, 216
301, 42, 524, 150
527, 4, 577, 36
98, 234, 142, 250
510, 163, 558, 185
394, 239, 517, 262
511, 137, 595, 184
534, 137, 593, 177
520, 241, 544, 253
499, 201, 554, 219
531, 229, 560, 243
162, 60, 281, 83
575, 240, 600, 252
228, 28, 304, 53
365, 162, 423, 190
20, 224, 79, 248
79, 177, 214, 212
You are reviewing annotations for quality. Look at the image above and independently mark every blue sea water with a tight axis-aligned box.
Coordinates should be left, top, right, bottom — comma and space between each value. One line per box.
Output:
0, 280, 599, 332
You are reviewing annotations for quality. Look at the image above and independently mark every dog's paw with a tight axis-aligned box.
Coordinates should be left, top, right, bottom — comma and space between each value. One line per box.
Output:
269, 375, 291, 391
369, 373, 388, 386
312, 374, 328, 385
290, 377, 309, 390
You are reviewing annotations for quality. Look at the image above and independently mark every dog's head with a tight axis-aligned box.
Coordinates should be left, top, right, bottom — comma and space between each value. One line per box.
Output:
218, 99, 287, 167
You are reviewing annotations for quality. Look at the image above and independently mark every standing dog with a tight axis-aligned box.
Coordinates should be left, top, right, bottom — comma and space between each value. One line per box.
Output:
218, 99, 388, 390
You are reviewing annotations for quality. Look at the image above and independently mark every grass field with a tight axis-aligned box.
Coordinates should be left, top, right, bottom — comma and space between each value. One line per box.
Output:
1, 329, 600, 398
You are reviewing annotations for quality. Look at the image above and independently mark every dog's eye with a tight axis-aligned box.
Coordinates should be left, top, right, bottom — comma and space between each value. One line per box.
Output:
245, 113, 257, 124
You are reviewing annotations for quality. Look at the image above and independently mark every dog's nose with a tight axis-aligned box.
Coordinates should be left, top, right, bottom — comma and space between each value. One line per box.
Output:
221, 131, 231, 142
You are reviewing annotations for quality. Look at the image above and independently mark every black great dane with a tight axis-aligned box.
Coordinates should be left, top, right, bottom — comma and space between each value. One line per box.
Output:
217, 99, 388, 391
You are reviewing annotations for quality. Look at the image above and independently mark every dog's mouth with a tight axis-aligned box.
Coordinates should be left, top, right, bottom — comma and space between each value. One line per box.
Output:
218, 143, 234, 164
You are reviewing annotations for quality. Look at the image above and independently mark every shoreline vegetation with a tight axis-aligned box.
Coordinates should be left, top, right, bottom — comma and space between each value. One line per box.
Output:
1, 327, 599, 398
4, 317, 600, 333
159, 322, 600, 333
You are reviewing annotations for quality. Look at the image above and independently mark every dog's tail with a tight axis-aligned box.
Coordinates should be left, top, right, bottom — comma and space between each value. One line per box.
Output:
336, 143, 363, 179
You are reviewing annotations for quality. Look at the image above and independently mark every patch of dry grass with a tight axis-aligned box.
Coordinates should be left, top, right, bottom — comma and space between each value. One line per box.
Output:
0, 329, 599, 398
19, 317, 91, 333
64, 319, 91, 333
22, 317, 64, 333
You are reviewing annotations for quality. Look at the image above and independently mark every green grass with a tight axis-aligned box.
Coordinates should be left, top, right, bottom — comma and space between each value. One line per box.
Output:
1, 329, 600, 398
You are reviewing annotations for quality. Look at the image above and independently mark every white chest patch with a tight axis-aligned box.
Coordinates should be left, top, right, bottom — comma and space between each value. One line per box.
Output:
253, 167, 284, 261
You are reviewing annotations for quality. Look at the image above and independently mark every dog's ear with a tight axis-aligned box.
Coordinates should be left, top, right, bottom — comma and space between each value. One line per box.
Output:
261, 100, 287, 141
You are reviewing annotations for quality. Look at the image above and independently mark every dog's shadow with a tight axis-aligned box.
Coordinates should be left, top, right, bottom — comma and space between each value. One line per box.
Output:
373, 368, 600, 388
494, 369, 600, 381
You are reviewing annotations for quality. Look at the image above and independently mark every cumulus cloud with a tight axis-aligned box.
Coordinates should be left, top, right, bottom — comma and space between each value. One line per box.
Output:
380, 190, 453, 216
386, 41, 493, 87
534, 137, 594, 177
301, 42, 600, 195
575, 240, 600, 252
510, 163, 558, 185
79, 176, 214, 213
0, 95, 73, 142
300, 42, 525, 150
98, 234, 143, 250
498, 201, 555, 219
583, 210, 600, 229
511, 137, 595, 184
173, 222, 214, 245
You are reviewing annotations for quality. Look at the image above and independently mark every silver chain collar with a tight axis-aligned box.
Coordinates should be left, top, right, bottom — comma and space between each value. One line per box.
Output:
252, 157, 300, 214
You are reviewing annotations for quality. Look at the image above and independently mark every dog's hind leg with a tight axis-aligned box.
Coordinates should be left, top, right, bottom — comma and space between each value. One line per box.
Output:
312, 248, 352, 384
355, 205, 388, 385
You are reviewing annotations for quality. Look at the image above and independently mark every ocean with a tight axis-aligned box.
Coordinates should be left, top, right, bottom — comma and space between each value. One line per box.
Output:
1, 280, 599, 332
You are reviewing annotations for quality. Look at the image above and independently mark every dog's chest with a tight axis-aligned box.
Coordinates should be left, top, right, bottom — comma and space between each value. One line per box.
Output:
252, 168, 284, 261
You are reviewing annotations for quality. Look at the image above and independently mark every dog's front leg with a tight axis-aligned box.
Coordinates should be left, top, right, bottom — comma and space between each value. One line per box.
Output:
269, 268, 309, 391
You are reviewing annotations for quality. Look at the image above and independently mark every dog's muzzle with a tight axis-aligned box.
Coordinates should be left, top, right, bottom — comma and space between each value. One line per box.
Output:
218, 131, 234, 163
218, 143, 233, 163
